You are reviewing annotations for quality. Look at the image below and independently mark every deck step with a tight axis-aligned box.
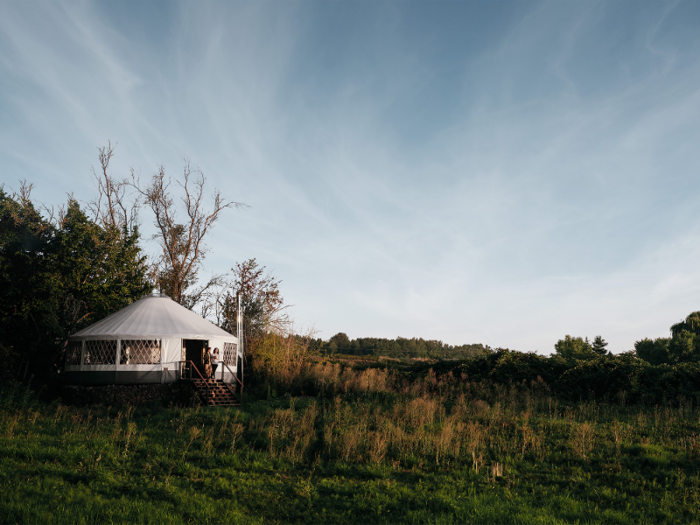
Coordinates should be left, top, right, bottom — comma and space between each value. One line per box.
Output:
190, 378, 240, 407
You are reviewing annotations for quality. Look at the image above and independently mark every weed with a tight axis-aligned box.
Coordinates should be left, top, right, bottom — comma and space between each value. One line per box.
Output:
572, 421, 596, 459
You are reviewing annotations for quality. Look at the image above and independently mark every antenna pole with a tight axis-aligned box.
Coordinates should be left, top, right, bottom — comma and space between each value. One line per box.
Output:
238, 293, 244, 388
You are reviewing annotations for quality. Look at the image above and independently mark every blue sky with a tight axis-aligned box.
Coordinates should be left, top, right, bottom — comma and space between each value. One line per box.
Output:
2, 0, 700, 353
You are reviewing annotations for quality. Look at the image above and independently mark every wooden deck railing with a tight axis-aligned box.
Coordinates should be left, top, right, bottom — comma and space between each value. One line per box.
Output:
178, 360, 210, 402
220, 360, 244, 404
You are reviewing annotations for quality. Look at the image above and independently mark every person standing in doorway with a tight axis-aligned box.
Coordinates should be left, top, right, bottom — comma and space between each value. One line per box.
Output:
211, 347, 220, 379
202, 346, 212, 379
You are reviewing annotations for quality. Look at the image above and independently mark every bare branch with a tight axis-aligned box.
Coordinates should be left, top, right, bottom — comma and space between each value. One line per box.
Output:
86, 141, 140, 232
131, 160, 246, 307
18, 179, 34, 207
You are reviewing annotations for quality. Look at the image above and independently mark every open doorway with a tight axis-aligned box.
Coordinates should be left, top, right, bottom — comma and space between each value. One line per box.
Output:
183, 339, 208, 376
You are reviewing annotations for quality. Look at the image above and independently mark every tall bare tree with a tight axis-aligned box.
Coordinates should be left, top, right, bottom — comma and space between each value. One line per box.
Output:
133, 160, 245, 308
86, 141, 139, 233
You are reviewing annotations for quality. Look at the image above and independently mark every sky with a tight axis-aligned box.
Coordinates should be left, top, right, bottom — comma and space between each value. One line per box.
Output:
2, 0, 700, 354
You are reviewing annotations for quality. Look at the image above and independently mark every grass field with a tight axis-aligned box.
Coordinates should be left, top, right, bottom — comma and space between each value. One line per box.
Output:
2, 376, 700, 524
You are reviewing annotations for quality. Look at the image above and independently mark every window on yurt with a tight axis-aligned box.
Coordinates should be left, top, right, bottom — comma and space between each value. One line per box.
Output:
65, 341, 82, 366
83, 340, 117, 365
120, 340, 161, 365
223, 342, 237, 366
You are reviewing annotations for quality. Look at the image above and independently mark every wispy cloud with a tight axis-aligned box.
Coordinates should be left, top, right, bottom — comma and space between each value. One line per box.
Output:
1, 0, 700, 352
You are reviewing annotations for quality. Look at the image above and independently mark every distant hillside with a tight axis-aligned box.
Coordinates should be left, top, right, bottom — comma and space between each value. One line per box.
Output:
306, 332, 489, 359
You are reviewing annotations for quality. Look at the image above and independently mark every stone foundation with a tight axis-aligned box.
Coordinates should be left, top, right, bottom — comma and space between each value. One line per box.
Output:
61, 382, 197, 407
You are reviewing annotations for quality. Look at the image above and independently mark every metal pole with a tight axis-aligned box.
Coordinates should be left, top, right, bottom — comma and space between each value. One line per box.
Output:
238, 293, 244, 397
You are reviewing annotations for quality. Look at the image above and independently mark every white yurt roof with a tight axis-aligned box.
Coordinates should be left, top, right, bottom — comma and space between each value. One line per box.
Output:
69, 295, 235, 340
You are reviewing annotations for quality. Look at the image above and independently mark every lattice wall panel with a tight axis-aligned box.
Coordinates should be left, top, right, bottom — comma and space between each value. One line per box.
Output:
84, 340, 117, 365
66, 342, 82, 366
223, 342, 237, 366
120, 340, 161, 364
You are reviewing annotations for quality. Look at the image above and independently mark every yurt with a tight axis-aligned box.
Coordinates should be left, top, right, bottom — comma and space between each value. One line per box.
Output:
63, 295, 241, 385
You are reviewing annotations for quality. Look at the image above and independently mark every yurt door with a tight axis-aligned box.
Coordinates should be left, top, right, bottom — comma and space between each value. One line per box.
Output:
184, 339, 208, 375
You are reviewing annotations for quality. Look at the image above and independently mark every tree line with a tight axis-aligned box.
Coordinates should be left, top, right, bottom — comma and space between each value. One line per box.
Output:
551, 310, 700, 366
306, 310, 700, 364
307, 332, 489, 359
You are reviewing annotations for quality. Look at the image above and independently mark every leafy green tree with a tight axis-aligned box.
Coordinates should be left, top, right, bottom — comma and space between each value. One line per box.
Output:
328, 333, 351, 354
591, 335, 609, 356
0, 188, 151, 377
50, 200, 152, 338
0, 186, 57, 376
217, 259, 286, 343
634, 338, 671, 365
666, 312, 700, 363
636, 312, 700, 365
671, 312, 700, 338
554, 335, 597, 360
668, 330, 700, 363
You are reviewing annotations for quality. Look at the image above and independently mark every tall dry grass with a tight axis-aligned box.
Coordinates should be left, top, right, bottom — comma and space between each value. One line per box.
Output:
234, 356, 700, 477
241, 382, 565, 471
247, 331, 311, 390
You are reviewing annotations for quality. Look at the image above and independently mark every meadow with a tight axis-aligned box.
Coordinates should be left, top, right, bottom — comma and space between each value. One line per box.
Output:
3, 362, 700, 524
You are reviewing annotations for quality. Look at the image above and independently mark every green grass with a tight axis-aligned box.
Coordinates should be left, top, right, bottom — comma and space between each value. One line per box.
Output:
3, 381, 700, 524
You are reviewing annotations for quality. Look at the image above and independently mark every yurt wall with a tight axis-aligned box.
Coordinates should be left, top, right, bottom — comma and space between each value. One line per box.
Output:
64, 337, 239, 385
